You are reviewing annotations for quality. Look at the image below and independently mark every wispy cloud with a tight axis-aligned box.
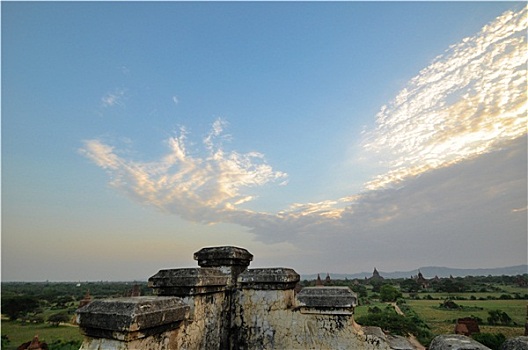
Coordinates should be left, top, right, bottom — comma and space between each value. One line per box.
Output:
101, 89, 126, 108
80, 121, 287, 223
361, 6, 527, 190
82, 7, 527, 270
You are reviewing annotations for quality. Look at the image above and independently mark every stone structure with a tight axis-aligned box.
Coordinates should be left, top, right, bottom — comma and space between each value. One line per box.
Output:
79, 290, 92, 308
501, 336, 528, 350
72, 290, 93, 325
414, 271, 429, 289
428, 335, 490, 350
17, 336, 48, 350
77, 246, 400, 349
127, 284, 141, 297
315, 273, 323, 286
369, 267, 384, 282
325, 273, 332, 285
454, 317, 480, 336
76, 246, 494, 350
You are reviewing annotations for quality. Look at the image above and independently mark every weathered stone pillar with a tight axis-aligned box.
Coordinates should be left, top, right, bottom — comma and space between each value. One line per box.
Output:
233, 267, 300, 349
77, 296, 189, 350
146, 246, 253, 349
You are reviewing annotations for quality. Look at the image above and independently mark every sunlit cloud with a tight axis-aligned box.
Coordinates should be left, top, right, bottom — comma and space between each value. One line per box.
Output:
512, 206, 527, 213
361, 6, 527, 190
82, 7, 527, 270
80, 120, 287, 224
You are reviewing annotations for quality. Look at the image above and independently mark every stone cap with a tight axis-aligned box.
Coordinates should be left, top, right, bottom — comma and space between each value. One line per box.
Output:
296, 287, 357, 308
237, 268, 300, 290
362, 326, 386, 339
429, 335, 491, 350
194, 246, 253, 267
77, 296, 188, 341
501, 336, 528, 350
386, 335, 416, 350
148, 268, 229, 296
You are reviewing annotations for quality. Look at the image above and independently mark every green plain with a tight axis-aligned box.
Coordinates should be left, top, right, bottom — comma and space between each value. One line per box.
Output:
1, 320, 83, 350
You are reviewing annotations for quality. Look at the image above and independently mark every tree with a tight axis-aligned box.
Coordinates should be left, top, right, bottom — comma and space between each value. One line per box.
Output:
357, 310, 411, 335
370, 280, 383, 293
29, 314, 45, 324
487, 310, 512, 325
48, 312, 70, 326
435, 279, 466, 293
400, 279, 420, 293
350, 284, 368, 298
380, 285, 402, 302
1, 335, 10, 349
472, 333, 506, 350
1, 296, 39, 320
368, 306, 382, 314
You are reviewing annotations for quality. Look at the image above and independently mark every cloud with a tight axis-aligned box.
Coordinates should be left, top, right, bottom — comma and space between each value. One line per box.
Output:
241, 136, 526, 270
361, 6, 527, 190
82, 7, 527, 270
80, 121, 287, 224
101, 89, 126, 108
172, 96, 179, 105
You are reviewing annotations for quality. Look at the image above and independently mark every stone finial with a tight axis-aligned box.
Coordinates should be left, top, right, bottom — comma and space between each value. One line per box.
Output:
193, 246, 253, 268
77, 296, 189, 341
237, 268, 300, 290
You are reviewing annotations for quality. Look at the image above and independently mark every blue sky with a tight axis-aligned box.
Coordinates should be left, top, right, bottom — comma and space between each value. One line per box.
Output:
2, 2, 527, 281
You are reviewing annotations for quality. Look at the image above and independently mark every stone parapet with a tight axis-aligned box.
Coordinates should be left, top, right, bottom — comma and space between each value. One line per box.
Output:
237, 268, 300, 290
77, 296, 188, 341
296, 287, 357, 315
76, 246, 401, 350
148, 267, 229, 296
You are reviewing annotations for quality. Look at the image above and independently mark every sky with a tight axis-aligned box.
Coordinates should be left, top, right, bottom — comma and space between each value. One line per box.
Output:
2, 2, 527, 281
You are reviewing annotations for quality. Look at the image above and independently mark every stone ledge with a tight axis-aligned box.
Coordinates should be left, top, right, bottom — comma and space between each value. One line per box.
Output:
194, 246, 253, 267
237, 268, 300, 290
429, 334, 491, 350
148, 268, 230, 296
296, 287, 357, 314
77, 296, 188, 341
501, 336, 528, 350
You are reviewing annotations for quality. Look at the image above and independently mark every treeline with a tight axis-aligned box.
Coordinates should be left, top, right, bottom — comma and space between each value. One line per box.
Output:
2, 281, 150, 303
1, 281, 150, 322
301, 273, 528, 297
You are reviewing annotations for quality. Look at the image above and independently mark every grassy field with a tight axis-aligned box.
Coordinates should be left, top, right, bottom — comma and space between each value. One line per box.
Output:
355, 299, 527, 339
406, 299, 527, 324
1, 320, 83, 350
355, 301, 387, 319
405, 299, 526, 337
